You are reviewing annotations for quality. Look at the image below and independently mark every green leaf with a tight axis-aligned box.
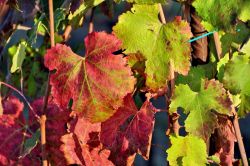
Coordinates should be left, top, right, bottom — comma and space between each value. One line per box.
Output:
176, 67, 206, 92
220, 23, 250, 55
8, 45, 17, 56
54, 8, 66, 32
113, 4, 192, 92
170, 79, 233, 140
21, 129, 40, 158
27, 14, 47, 47
192, 0, 241, 31
239, 1, 250, 22
68, 0, 104, 28
126, 0, 165, 4
208, 155, 220, 164
166, 135, 208, 166
10, 41, 27, 73
217, 54, 230, 82
241, 39, 250, 54
223, 53, 250, 117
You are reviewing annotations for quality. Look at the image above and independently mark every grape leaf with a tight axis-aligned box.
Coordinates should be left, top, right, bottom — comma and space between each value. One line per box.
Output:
223, 53, 250, 117
31, 98, 72, 165
239, 1, 250, 22
27, 14, 47, 47
10, 41, 27, 73
113, 4, 192, 92
127, 53, 146, 76
44, 32, 135, 122
241, 39, 250, 54
68, 0, 104, 28
21, 129, 40, 158
126, 53, 146, 88
166, 135, 208, 166
217, 54, 230, 82
190, 6, 209, 62
170, 79, 233, 140
0, 96, 40, 165
175, 66, 206, 92
100, 95, 157, 165
220, 23, 250, 56
54, 8, 66, 32
192, 0, 241, 31
60, 116, 114, 165
210, 116, 236, 165
126, 0, 165, 4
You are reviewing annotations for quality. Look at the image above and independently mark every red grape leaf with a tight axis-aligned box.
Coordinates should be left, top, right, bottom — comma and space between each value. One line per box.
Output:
44, 32, 136, 123
211, 116, 236, 165
60, 117, 114, 166
100, 95, 157, 165
0, 96, 40, 165
31, 98, 72, 166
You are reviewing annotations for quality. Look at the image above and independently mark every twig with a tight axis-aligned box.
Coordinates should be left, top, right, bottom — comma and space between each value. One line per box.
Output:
63, 25, 72, 42
158, 4, 180, 135
213, 23, 247, 165
88, 8, 95, 33
48, 0, 55, 47
213, 32, 222, 59
213, 25, 247, 165
158, 4, 166, 24
0, 81, 40, 120
40, 114, 47, 166
40, 0, 55, 165
232, 114, 249, 166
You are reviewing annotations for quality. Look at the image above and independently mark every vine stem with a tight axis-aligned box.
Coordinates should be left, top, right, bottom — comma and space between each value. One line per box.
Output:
40, 0, 55, 165
214, 30, 248, 165
158, 4, 180, 135
48, 0, 55, 47
232, 113, 249, 166
213, 32, 222, 59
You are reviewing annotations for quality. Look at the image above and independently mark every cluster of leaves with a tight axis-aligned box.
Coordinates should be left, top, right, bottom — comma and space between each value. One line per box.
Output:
0, 0, 250, 165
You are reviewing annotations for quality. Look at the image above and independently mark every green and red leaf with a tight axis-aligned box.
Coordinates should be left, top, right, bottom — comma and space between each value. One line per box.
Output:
44, 32, 136, 122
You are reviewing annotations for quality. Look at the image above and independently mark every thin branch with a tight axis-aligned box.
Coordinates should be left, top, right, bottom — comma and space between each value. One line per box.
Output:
88, 8, 95, 33
63, 25, 72, 42
158, 4, 180, 136
213, 24, 247, 165
48, 0, 55, 47
0, 81, 40, 120
158, 4, 166, 24
40, 114, 47, 166
232, 113, 249, 166
213, 32, 222, 59
40, 0, 55, 165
